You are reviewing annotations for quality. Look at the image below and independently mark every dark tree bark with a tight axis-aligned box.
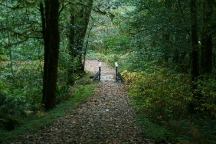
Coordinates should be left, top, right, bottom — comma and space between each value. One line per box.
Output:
201, 0, 213, 74
41, 0, 60, 110
188, 0, 201, 113
190, 0, 199, 83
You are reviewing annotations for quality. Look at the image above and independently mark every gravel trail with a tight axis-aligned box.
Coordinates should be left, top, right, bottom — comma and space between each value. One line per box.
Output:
11, 60, 150, 144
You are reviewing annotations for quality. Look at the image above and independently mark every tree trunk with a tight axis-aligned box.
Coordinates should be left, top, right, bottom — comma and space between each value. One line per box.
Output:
68, 0, 93, 84
83, 23, 94, 70
190, 0, 199, 83
68, 14, 76, 85
79, 0, 94, 72
201, 0, 213, 74
40, 2, 47, 104
41, 0, 60, 110
188, 0, 201, 113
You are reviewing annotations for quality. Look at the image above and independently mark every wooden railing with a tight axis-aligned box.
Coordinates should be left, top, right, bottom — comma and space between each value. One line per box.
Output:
93, 61, 123, 82
115, 62, 124, 83
93, 62, 101, 81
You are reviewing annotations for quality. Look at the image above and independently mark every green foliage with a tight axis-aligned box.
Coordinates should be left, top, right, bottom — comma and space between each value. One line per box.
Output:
87, 0, 216, 143
197, 76, 216, 117
0, 0, 93, 133
121, 67, 216, 143
89, 50, 216, 143
0, 82, 96, 142
0, 44, 90, 132
0, 0, 215, 143
103, 35, 131, 53
122, 69, 192, 120
128, 0, 191, 68
89, 52, 120, 65
137, 115, 173, 142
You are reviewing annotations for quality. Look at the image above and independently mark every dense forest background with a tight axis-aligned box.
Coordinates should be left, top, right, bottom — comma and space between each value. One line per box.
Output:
0, 0, 216, 143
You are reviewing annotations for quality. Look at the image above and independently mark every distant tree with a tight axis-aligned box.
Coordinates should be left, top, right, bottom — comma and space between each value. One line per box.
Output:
40, 0, 60, 110
68, 13, 76, 85
190, 0, 199, 83
201, 0, 214, 74
68, 0, 93, 85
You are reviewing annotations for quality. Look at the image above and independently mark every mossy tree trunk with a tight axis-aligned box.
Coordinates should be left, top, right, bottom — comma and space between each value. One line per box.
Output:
68, 0, 93, 85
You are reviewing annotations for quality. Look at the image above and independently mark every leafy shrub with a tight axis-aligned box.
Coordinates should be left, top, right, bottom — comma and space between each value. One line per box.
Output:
122, 69, 216, 143
197, 75, 216, 118
122, 69, 192, 120
103, 35, 131, 53
0, 113, 19, 131
0, 92, 27, 130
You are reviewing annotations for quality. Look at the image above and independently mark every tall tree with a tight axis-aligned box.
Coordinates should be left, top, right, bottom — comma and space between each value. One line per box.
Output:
190, 0, 199, 83
201, 0, 213, 74
188, 0, 201, 113
40, 0, 60, 110
68, 0, 93, 85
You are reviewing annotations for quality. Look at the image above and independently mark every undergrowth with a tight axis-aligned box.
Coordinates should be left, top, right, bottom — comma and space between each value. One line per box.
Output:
89, 51, 216, 144
0, 80, 96, 143
123, 70, 216, 143
0, 49, 87, 132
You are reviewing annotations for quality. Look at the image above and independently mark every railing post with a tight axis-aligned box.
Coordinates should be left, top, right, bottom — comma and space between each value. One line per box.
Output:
115, 62, 118, 82
99, 62, 101, 81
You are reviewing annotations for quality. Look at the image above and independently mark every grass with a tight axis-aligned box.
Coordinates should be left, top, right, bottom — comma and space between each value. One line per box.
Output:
0, 82, 96, 143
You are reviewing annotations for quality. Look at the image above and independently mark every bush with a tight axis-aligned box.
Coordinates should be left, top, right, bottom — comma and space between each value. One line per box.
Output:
122, 68, 216, 143
197, 75, 216, 118
122, 69, 192, 120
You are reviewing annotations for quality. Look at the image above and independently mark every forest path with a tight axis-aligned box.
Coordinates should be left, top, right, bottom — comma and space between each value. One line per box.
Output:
12, 60, 151, 144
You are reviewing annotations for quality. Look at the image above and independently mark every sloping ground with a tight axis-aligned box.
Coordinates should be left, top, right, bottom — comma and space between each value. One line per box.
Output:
11, 60, 151, 144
